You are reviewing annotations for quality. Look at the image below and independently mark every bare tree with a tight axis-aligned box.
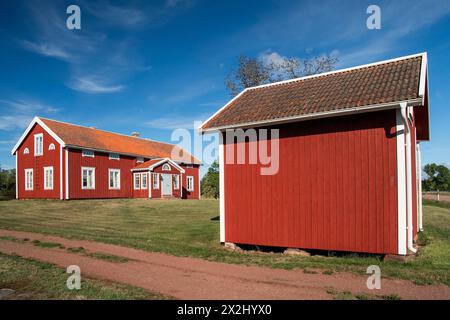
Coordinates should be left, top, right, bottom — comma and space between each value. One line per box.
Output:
226, 54, 338, 96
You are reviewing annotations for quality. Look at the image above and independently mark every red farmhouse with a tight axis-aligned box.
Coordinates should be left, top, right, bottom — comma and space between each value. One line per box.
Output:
12, 118, 201, 200
200, 53, 430, 256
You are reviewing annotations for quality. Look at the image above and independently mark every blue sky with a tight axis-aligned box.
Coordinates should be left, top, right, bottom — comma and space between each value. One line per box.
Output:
0, 0, 449, 176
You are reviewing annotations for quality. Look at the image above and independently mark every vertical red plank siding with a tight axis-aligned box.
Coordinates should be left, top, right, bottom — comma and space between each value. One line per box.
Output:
68, 149, 136, 199
17, 123, 61, 199
151, 162, 182, 198
182, 165, 200, 199
224, 110, 399, 255
132, 172, 149, 198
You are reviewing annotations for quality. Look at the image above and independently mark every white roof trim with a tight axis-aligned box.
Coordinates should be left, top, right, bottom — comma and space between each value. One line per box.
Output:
132, 158, 185, 173
200, 98, 423, 133
199, 52, 427, 131
418, 52, 428, 97
11, 117, 65, 155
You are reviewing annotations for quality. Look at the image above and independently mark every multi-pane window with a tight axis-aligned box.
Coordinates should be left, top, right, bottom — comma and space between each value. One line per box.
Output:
25, 169, 33, 191
81, 167, 95, 189
34, 134, 43, 156
134, 173, 141, 190
162, 163, 171, 171
109, 169, 120, 190
173, 175, 180, 190
48, 143, 56, 151
141, 173, 148, 189
44, 167, 54, 190
109, 153, 120, 160
187, 176, 194, 191
82, 149, 95, 158
152, 173, 159, 189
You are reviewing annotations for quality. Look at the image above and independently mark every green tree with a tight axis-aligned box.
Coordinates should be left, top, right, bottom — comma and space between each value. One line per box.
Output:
0, 166, 16, 198
422, 163, 450, 192
201, 160, 219, 199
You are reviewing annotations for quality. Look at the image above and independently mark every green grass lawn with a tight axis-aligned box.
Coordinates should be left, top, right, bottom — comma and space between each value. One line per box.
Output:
0, 198, 448, 286
0, 253, 167, 300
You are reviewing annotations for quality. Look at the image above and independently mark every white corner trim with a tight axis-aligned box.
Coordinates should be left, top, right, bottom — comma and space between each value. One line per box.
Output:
148, 172, 152, 198
396, 109, 407, 255
219, 132, 225, 243
11, 117, 65, 155
15, 155, 18, 199
417, 143, 423, 231
65, 148, 69, 199
418, 52, 428, 97
60, 145, 63, 199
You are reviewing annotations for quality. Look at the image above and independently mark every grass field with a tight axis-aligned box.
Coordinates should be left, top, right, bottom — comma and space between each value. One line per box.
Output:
0, 253, 167, 300
0, 198, 449, 286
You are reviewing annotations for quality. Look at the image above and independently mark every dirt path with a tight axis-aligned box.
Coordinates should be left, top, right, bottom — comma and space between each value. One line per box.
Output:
0, 229, 448, 300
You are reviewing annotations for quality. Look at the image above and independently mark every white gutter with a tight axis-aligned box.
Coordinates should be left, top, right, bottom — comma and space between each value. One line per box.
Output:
400, 103, 417, 253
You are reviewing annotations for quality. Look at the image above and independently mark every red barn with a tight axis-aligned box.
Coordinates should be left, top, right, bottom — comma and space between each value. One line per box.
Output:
12, 117, 201, 200
200, 53, 430, 256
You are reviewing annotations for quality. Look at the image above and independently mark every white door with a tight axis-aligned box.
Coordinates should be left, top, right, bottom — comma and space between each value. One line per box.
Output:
161, 174, 172, 196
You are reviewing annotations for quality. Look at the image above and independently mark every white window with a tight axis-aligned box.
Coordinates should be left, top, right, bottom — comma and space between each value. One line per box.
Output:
187, 176, 194, 192
48, 143, 56, 151
136, 157, 144, 163
173, 175, 179, 190
23, 148, 29, 155
109, 169, 120, 190
34, 133, 43, 156
162, 163, 171, 171
109, 153, 120, 160
25, 169, 33, 191
134, 173, 141, 190
141, 173, 147, 189
44, 167, 54, 190
82, 149, 95, 158
81, 167, 95, 189
152, 173, 159, 189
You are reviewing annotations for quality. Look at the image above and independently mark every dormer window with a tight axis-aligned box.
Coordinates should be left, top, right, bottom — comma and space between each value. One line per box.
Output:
49, 143, 56, 151
34, 133, 43, 156
23, 148, 29, 155
136, 157, 144, 163
82, 149, 95, 158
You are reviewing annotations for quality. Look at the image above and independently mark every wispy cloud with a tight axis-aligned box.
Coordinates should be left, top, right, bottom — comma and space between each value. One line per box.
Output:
0, 97, 59, 131
145, 114, 207, 130
67, 77, 125, 94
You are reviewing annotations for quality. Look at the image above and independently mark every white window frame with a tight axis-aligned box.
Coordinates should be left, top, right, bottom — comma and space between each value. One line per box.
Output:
23, 147, 29, 155
108, 169, 121, 190
109, 153, 120, 160
187, 176, 194, 192
134, 173, 141, 190
81, 167, 96, 190
25, 168, 33, 191
162, 163, 171, 171
141, 173, 148, 189
44, 166, 54, 190
48, 143, 56, 151
173, 175, 180, 190
34, 133, 43, 156
152, 173, 159, 190
82, 149, 95, 158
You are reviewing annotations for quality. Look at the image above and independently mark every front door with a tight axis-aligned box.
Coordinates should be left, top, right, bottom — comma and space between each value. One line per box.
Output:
161, 174, 172, 196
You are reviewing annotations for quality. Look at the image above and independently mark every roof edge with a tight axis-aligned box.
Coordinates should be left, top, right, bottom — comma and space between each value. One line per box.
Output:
200, 98, 423, 133
199, 52, 427, 131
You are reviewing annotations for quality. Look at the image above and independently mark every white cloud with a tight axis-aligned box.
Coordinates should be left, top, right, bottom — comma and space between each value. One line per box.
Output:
67, 77, 125, 94
259, 51, 286, 67
20, 40, 72, 61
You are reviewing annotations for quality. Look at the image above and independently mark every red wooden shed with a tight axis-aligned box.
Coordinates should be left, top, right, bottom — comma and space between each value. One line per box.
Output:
200, 53, 430, 256
12, 118, 201, 200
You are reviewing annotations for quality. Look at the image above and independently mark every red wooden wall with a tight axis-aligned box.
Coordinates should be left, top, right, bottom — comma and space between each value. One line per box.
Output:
152, 162, 182, 198
67, 148, 138, 199
182, 165, 200, 199
223, 110, 400, 255
17, 123, 62, 199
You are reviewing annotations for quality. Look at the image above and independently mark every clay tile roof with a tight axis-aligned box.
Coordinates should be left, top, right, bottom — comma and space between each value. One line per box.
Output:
39, 118, 201, 164
133, 159, 164, 170
201, 54, 424, 130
